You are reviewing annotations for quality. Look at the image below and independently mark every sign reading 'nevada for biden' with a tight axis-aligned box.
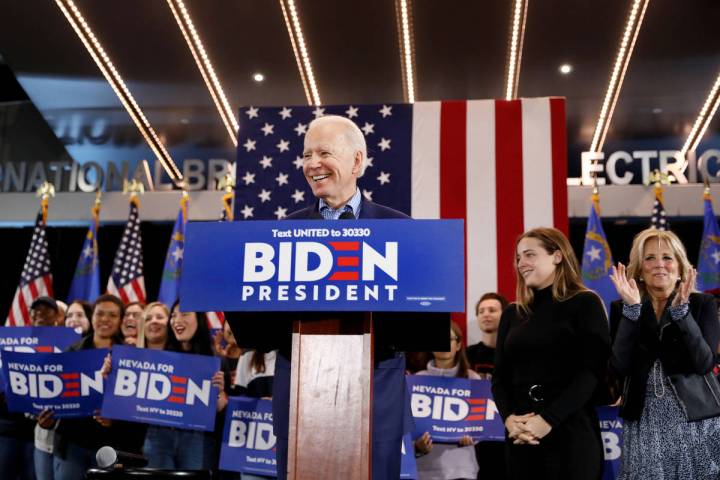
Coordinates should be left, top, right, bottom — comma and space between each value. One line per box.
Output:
2, 349, 106, 417
0, 327, 82, 392
101, 345, 220, 431
407, 376, 504, 442
181, 220, 464, 312
219, 397, 277, 476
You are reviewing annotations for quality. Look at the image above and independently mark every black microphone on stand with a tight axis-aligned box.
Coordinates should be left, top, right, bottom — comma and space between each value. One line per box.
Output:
96, 446, 148, 469
339, 210, 355, 220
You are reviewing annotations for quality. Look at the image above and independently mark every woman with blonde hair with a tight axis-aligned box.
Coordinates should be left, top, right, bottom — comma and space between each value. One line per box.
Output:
492, 227, 609, 479
609, 228, 720, 477
135, 302, 170, 350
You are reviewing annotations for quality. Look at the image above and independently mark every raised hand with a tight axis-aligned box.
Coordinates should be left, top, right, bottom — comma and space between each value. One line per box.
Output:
610, 263, 641, 305
672, 266, 695, 307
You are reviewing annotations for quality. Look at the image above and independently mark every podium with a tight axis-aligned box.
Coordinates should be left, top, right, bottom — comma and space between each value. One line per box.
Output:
181, 219, 465, 479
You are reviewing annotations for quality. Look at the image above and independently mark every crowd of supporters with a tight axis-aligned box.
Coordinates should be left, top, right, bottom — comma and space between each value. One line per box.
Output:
2, 227, 720, 480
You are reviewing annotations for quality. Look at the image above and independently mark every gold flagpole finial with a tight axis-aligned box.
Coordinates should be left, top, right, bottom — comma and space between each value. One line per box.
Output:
94, 190, 103, 207
217, 172, 235, 193
123, 179, 145, 196
35, 182, 55, 223
35, 181, 55, 201
704, 175, 711, 199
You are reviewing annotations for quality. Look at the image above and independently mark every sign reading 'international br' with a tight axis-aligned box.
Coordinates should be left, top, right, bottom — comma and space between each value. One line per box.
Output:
180, 219, 464, 312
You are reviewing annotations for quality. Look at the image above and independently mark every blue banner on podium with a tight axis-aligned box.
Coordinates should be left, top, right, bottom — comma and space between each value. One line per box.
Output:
181, 219, 464, 312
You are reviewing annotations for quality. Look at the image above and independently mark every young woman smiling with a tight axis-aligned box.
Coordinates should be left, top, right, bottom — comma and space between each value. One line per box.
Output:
141, 301, 228, 471
492, 228, 610, 479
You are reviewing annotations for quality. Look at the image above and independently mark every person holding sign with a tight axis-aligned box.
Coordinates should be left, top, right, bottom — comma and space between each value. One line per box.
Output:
136, 302, 170, 350
140, 302, 228, 470
492, 228, 609, 479
121, 302, 144, 346
413, 321, 480, 480
269, 114, 412, 480
48, 294, 145, 480
609, 229, 720, 478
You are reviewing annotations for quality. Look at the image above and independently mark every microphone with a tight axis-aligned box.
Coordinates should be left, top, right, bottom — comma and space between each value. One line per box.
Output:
339, 210, 355, 220
96, 446, 148, 469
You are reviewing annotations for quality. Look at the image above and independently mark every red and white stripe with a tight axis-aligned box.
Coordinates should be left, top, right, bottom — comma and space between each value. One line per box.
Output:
107, 276, 146, 304
206, 311, 225, 330
6, 276, 54, 327
411, 98, 568, 345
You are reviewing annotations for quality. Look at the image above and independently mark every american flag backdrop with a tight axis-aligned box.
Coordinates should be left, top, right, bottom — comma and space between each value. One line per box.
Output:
107, 197, 146, 304
5, 211, 54, 326
234, 99, 568, 344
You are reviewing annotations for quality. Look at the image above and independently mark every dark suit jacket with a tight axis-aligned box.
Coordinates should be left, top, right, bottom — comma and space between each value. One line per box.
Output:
285, 197, 410, 220
610, 292, 719, 420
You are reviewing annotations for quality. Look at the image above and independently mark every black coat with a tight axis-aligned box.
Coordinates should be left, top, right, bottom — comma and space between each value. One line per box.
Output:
610, 292, 720, 420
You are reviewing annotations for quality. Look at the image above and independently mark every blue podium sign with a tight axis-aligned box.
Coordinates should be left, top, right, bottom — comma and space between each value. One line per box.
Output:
181, 219, 464, 312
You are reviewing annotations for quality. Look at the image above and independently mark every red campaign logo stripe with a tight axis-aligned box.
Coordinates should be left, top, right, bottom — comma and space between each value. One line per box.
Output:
337, 256, 359, 267
170, 376, 187, 384
168, 396, 185, 404
34, 346, 53, 353
470, 406, 486, 413
61, 373, 80, 380
172, 386, 186, 394
329, 242, 360, 251
468, 398, 486, 405
466, 415, 485, 421
62, 391, 80, 397
328, 271, 359, 281
64, 382, 80, 389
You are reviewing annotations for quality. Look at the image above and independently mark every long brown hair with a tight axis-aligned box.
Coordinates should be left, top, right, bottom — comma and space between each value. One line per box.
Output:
515, 227, 587, 314
448, 321, 471, 378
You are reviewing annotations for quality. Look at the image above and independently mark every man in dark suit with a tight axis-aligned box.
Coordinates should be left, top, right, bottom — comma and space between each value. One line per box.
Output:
273, 115, 411, 480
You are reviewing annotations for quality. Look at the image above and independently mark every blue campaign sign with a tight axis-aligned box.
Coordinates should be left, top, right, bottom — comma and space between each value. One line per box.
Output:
0, 327, 82, 392
101, 345, 220, 431
407, 376, 504, 442
2, 349, 106, 418
219, 396, 277, 475
597, 406, 623, 480
400, 433, 418, 479
181, 219, 464, 313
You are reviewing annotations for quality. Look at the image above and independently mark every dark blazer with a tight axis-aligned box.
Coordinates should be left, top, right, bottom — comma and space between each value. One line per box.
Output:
610, 292, 720, 420
285, 197, 410, 220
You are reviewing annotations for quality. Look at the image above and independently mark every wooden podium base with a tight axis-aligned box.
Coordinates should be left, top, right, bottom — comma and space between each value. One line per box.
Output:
287, 315, 373, 480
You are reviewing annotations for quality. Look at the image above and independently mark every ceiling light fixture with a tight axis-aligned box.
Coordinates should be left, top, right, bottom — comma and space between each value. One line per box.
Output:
55, 0, 182, 181
253, 73, 265, 82
504, 0, 529, 101
589, 0, 650, 153
167, 0, 239, 147
395, 0, 417, 103
559, 63, 573, 75
680, 71, 720, 156
279, 0, 321, 106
